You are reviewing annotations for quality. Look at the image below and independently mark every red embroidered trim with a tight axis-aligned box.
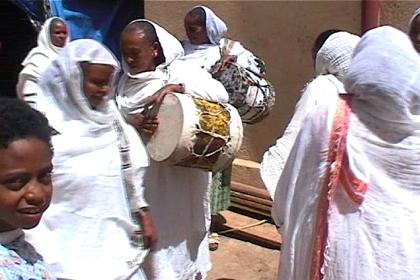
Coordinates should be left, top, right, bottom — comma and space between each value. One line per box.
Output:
341, 150, 368, 205
310, 95, 367, 280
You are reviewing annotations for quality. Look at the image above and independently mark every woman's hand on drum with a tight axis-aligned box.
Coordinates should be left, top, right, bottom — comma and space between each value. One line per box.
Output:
127, 84, 186, 135
153, 83, 185, 104
136, 83, 186, 136
125, 113, 157, 135
136, 208, 158, 250
126, 113, 148, 129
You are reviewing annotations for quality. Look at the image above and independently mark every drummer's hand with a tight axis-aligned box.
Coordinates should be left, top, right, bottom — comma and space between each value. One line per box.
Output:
137, 208, 158, 250
126, 113, 147, 130
140, 83, 185, 107
126, 112, 159, 135
140, 116, 159, 135
153, 83, 185, 103
139, 83, 185, 136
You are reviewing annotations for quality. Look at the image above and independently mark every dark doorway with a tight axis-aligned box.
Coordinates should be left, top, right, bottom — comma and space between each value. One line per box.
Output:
0, 1, 37, 98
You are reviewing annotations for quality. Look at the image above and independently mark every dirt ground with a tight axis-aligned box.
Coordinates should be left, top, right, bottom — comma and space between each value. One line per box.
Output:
207, 235, 280, 280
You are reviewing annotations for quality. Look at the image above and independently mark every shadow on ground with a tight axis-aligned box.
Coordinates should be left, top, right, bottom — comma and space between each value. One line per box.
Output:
208, 235, 279, 280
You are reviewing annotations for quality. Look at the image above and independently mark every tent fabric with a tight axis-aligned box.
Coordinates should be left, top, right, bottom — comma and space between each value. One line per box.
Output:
49, 0, 143, 59
10, 0, 143, 59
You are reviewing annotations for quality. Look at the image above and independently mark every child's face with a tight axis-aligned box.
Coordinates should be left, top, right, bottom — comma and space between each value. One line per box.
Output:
0, 138, 53, 232
121, 30, 157, 75
184, 14, 209, 45
82, 63, 115, 109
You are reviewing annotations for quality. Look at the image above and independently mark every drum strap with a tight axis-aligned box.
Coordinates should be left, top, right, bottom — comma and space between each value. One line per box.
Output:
220, 38, 237, 57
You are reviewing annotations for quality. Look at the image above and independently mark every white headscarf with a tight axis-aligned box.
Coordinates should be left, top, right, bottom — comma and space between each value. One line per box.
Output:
195, 5, 227, 45
117, 19, 228, 116
37, 39, 120, 135
19, 17, 69, 79
345, 26, 420, 136
315, 31, 360, 82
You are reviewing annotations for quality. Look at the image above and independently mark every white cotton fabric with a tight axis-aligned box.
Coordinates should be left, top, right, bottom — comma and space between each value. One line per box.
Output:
199, 5, 227, 44
26, 39, 149, 280
182, 39, 262, 75
117, 19, 228, 280
16, 17, 68, 107
260, 32, 359, 198
181, 41, 221, 72
273, 26, 420, 280
260, 75, 345, 198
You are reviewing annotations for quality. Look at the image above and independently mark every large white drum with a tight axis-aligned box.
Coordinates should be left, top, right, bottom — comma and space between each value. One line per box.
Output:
146, 93, 243, 172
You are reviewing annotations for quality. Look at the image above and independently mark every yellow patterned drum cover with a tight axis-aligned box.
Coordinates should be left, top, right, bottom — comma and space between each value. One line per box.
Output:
146, 93, 243, 172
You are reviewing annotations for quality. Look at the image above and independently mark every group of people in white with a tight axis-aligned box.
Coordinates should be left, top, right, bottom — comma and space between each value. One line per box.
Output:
1, 4, 420, 280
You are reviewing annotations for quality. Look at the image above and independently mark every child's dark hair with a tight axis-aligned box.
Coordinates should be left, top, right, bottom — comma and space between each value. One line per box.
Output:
0, 97, 52, 149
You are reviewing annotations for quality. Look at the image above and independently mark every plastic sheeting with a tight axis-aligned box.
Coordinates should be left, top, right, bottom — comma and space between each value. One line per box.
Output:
49, 0, 143, 59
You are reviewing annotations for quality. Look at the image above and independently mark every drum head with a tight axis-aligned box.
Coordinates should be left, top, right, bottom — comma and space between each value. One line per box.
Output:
146, 94, 183, 162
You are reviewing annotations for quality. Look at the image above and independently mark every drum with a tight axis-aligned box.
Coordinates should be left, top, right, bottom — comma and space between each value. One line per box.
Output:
146, 93, 243, 172
211, 61, 275, 124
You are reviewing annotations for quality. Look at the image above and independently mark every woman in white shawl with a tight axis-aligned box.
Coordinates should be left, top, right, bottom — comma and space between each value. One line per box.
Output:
273, 26, 420, 280
26, 39, 156, 280
117, 20, 228, 280
181, 6, 268, 250
16, 17, 69, 108
181, 5, 263, 75
260, 30, 360, 198
408, 8, 420, 52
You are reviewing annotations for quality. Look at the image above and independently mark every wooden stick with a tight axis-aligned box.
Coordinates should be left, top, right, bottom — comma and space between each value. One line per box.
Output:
219, 219, 268, 234
233, 158, 261, 169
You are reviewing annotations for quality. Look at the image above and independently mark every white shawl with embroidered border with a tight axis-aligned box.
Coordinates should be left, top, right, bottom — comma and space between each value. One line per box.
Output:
26, 39, 149, 280
273, 26, 420, 280
260, 31, 360, 198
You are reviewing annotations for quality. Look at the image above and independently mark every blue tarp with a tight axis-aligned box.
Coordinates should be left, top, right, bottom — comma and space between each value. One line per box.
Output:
49, 0, 143, 59
11, 0, 143, 59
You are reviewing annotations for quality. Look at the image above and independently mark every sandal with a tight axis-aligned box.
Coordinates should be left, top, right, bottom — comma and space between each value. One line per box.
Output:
209, 233, 220, 251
